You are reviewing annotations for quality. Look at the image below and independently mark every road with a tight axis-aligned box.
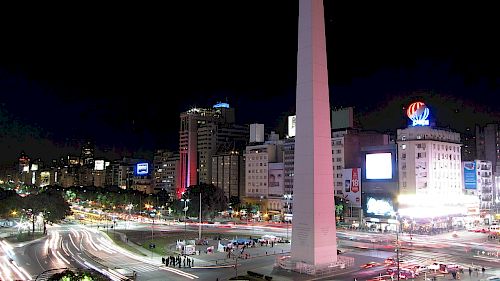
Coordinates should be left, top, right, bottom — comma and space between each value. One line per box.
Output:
1, 223, 202, 281
2, 218, 500, 281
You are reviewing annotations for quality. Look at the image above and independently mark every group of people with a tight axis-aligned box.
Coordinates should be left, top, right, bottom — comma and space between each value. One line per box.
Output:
162, 255, 194, 268
468, 266, 486, 276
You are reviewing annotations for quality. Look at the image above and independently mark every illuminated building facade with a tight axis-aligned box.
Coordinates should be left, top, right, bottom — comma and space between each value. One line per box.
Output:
80, 141, 94, 166
178, 103, 247, 198
397, 126, 462, 197
244, 132, 284, 214
153, 149, 180, 197
211, 145, 245, 201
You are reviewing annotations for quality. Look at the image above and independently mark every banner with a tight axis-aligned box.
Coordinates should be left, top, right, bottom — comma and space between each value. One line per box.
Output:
463, 161, 477, 190
343, 168, 361, 207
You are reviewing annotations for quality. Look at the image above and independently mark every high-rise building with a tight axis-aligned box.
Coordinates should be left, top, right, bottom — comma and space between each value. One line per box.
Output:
153, 149, 180, 197
463, 160, 493, 211
397, 126, 462, 197
178, 103, 247, 198
461, 127, 476, 161
244, 132, 284, 215
211, 144, 245, 201
81, 141, 95, 166
105, 162, 121, 187
18, 151, 30, 184
476, 124, 500, 172
475, 124, 500, 205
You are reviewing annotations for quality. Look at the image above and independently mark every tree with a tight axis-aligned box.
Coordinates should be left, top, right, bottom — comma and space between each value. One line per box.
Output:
181, 183, 228, 219
229, 196, 241, 210
25, 188, 71, 223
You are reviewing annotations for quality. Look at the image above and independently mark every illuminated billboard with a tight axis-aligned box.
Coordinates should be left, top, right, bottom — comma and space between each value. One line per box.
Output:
288, 115, 296, 137
463, 161, 477, 189
363, 193, 396, 218
40, 171, 50, 187
135, 163, 149, 175
365, 153, 392, 179
342, 168, 361, 207
94, 160, 105, 171
268, 163, 284, 196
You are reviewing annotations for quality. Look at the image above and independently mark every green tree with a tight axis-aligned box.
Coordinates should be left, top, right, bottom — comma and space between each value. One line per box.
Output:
180, 183, 228, 220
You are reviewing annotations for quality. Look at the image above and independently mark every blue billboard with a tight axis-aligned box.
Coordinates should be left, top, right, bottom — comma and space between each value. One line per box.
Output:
463, 161, 477, 189
135, 163, 149, 176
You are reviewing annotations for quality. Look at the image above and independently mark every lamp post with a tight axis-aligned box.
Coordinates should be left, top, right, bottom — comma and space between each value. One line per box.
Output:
198, 190, 202, 241
396, 213, 400, 281
284, 194, 292, 241
150, 209, 156, 259
180, 198, 190, 239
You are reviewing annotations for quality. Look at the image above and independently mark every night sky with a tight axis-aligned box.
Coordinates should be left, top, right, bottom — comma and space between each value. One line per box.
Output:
1, 1, 499, 166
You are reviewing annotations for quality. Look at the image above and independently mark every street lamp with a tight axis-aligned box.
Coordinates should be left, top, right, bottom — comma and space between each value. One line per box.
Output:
180, 198, 190, 239
283, 194, 292, 241
394, 212, 401, 281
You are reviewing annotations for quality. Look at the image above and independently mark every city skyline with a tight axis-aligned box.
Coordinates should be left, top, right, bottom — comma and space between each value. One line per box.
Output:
1, 1, 500, 165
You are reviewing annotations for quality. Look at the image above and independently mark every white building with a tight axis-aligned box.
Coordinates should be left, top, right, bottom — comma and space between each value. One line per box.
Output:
396, 126, 481, 220
397, 126, 463, 196
244, 132, 284, 216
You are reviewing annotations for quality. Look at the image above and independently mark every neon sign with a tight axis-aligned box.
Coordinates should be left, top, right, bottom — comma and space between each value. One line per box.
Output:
213, 102, 230, 108
407, 101, 430, 126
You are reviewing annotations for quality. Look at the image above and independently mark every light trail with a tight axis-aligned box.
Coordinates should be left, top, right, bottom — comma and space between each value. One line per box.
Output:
159, 266, 200, 279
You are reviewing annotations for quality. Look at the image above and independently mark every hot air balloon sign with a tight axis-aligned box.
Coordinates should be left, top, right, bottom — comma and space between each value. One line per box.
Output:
407, 101, 430, 126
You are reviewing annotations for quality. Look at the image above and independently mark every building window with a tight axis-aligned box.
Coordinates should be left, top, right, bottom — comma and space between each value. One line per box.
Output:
402, 153, 406, 160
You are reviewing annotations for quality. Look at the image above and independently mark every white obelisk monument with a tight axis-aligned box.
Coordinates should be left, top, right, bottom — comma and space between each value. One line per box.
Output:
291, 0, 338, 269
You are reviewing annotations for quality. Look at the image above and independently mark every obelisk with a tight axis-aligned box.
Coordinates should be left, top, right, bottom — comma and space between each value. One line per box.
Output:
291, 0, 337, 268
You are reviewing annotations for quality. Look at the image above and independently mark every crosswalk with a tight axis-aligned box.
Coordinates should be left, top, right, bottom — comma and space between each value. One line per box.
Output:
116, 261, 159, 273
400, 250, 493, 270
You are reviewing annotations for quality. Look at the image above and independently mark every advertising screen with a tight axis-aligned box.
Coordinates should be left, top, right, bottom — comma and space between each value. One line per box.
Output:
94, 160, 105, 171
342, 168, 361, 207
288, 115, 296, 137
136, 163, 149, 175
463, 161, 477, 189
363, 193, 396, 218
365, 153, 392, 179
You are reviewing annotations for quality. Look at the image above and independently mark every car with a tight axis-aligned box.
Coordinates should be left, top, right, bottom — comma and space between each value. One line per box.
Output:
361, 262, 380, 269
384, 258, 395, 264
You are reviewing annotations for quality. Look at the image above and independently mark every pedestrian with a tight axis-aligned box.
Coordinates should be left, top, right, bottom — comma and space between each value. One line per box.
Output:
162, 257, 165, 264
482, 266, 485, 274
192, 259, 194, 267
468, 267, 472, 276
183, 257, 186, 268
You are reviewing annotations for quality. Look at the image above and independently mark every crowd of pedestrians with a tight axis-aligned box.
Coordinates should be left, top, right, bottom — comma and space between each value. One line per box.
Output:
162, 255, 194, 268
